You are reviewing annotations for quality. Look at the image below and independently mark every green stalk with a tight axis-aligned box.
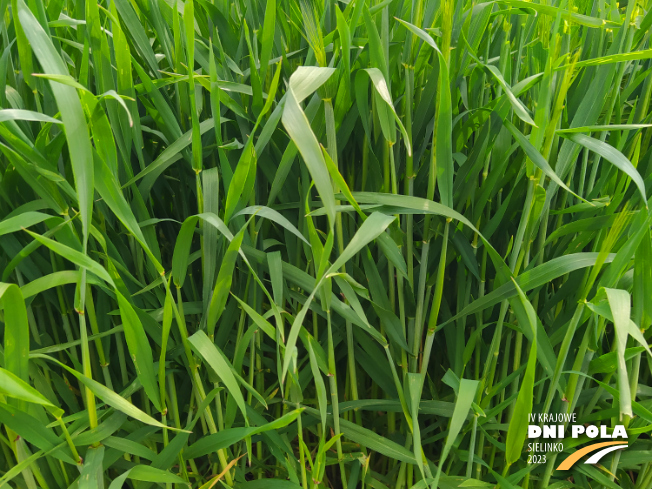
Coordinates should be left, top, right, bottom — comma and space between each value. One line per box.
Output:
420, 222, 449, 377
404, 63, 415, 289
326, 309, 347, 489
414, 0, 453, 374
173, 285, 234, 486
325, 98, 360, 417
77, 279, 98, 437
56, 417, 81, 464
85, 286, 112, 389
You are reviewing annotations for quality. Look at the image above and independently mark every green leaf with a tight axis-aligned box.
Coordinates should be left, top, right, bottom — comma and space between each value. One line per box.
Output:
234, 481, 302, 489
185, 409, 302, 459
407, 373, 425, 477
79, 446, 105, 489
0, 213, 55, 236
556, 124, 652, 133
562, 49, 652, 70
94, 155, 162, 273
231, 295, 276, 340
282, 69, 336, 228
498, 0, 620, 27
24, 230, 115, 286
18, 0, 94, 246
443, 379, 478, 463
306, 338, 328, 435
0, 109, 62, 124
288, 66, 336, 104
116, 292, 162, 412
258, 0, 276, 81
32, 354, 185, 432
172, 216, 199, 288
504, 120, 589, 203
0, 283, 30, 391
0, 404, 74, 464
107, 465, 187, 489
335, 6, 351, 101
188, 330, 249, 423
363, 68, 412, 155
123, 119, 215, 188
562, 133, 647, 206
234, 206, 309, 245
0, 367, 63, 418
224, 138, 257, 223
485, 65, 536, 127
604, 288, 633, 419
329, 213, 395, 273
32, 73, 90, 92
395, 18, 441, 53
505, 281, 537, 465
281, 212, 395, 382
306, 406, 417, 464
435, 56, 453, 207
206, 226, 245, 336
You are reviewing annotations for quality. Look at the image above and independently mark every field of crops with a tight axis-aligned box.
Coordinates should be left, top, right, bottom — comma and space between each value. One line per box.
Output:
1, 0, 652, 487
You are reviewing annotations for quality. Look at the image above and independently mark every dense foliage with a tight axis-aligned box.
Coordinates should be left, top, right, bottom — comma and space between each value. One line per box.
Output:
1, 0, 652, 487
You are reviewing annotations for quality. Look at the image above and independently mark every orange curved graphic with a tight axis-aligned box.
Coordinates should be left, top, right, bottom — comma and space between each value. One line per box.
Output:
556, 441, 628, 470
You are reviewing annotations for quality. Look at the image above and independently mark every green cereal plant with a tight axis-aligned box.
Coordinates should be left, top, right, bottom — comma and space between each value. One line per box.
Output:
0, 0, 652, 487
